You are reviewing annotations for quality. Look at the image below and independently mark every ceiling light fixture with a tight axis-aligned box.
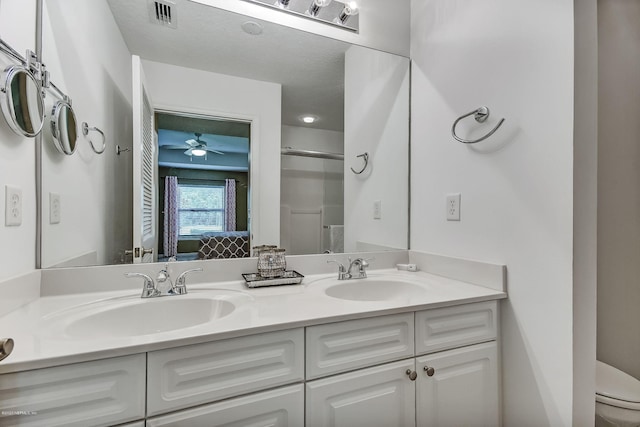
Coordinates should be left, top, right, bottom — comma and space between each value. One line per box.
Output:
191, 147, 207, 156
309, 0, 332, 17
244, 0, 359, 32
338, 1, 358, 24
302, 115, 317, 124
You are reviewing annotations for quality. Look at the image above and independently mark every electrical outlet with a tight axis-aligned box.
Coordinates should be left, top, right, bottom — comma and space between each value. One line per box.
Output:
373, 200, 382, 219
5, 185, 22, 226
50, 193, 61, 224
446, 193, 461, 221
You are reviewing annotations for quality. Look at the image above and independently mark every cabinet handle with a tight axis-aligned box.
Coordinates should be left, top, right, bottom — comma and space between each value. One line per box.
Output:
424, 366, 435, 376
406, 369, 417, 381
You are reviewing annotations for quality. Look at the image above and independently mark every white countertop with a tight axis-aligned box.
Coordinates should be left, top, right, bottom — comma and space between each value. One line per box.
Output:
0, 268, 506, 374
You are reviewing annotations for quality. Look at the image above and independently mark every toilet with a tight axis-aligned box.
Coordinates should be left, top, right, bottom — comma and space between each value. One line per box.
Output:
596, 361, 640, 426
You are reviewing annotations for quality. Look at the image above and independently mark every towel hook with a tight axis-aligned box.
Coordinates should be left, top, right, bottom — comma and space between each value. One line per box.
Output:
451, 106, 505, 144
350, 152, 369, 174
82, 122, 106, 154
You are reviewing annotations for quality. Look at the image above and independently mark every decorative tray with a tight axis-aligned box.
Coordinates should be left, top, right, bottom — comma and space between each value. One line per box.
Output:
242, 270, 304, 288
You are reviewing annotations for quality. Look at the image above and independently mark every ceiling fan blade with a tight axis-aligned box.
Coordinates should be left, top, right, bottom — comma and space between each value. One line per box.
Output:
185, 139, 198, 146
205, 148, 225, 155
164, 145, 190, 150
184, 149, 193, 156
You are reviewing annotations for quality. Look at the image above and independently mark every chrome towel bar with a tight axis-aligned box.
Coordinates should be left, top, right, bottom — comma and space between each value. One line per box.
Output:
82, 122, 106, 154
451, 106, 505, 144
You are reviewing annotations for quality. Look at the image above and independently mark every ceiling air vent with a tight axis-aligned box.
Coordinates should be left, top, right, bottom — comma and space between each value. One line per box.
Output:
149, 0, 177, 29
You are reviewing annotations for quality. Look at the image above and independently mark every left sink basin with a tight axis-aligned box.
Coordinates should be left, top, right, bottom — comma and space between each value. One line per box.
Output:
43, 291, 251, 339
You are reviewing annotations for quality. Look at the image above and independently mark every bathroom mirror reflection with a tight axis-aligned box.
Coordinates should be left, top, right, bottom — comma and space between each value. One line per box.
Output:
39, 0, 409, 268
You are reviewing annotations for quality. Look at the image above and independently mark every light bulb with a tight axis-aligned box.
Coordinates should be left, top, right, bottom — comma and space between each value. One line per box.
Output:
338, 1, 359, 23
309, 0, 332, 16
301, 115, 317, 124
191, 148, 207, 157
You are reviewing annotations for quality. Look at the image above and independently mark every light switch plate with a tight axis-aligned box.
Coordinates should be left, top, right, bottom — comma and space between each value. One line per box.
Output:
5, 185, 22, 226
50, 193, 61, 224
373, 200, 382, 220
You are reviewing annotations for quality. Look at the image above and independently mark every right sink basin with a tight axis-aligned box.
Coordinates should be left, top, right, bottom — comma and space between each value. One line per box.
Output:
324, 278, 428, 302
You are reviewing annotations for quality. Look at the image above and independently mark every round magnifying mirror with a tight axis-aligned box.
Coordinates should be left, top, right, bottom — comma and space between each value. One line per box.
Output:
0, 65, 45, 137
50, 100, 78, 155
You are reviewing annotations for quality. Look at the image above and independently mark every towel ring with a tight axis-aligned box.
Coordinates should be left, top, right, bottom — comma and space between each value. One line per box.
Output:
451, 106, 505, 144
82, 122, 106, 154
350, 152, 369, 174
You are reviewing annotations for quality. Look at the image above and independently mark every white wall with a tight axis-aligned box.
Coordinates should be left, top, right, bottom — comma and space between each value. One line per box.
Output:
192, 0, 410, 57
40, 0, 133, 268
410, 0, 581, 425
597, 0, 640, 381
142, 60, 282, 248
344, 45, 409, 253
280, 125, 343, 254
0, 0, 37, 281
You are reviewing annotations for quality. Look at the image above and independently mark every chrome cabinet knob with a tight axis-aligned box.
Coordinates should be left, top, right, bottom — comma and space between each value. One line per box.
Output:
0, 338, 14, 362
406, 369, 417, 381
424, 366, 435, 376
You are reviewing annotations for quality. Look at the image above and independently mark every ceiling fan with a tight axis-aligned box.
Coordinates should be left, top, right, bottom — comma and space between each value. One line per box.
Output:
164, 133, 225, 157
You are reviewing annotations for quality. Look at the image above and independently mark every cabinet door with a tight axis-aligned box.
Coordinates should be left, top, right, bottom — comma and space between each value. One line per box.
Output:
146, 384, 303, 427
416, 341, 499, 427
306, 359, 416, 427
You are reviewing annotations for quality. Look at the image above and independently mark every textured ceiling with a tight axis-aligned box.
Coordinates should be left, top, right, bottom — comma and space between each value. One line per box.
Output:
107, 0, 349, 131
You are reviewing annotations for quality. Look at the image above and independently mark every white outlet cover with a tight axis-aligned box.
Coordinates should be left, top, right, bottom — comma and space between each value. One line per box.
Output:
5, 185, 22, 226
446, 193, 461, 221
50, 193, 61, 224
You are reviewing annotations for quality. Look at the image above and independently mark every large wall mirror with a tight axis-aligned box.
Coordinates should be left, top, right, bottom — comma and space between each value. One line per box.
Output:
39, 0, 409, 268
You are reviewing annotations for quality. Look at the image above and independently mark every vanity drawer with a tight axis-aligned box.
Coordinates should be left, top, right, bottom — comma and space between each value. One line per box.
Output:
146, 384, 303, 427
415, 301, 497, 355
0, 354, 145, 427
306, 312, 414, 379
146, 328, 304, 416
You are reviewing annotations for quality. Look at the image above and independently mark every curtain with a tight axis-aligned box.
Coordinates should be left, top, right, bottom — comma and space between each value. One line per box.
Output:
163, 176, 179, 258
225, 178, 236, 231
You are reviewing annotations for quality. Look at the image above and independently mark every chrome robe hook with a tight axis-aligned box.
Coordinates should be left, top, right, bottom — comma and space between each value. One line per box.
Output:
451, 106, 505, 144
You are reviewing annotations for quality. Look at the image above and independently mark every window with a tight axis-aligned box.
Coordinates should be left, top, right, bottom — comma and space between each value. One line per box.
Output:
178, 184, 225, 237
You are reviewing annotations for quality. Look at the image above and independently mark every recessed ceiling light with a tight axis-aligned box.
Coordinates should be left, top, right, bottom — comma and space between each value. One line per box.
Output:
241, 21, 263, 36
302, 115, 317, 124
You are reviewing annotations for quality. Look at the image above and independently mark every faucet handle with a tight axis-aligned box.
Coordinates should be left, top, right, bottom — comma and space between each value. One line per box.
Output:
327, 259, 346, 272
125, 273, 159, 298
360, 257, 375, 268
174, 268, 203, 295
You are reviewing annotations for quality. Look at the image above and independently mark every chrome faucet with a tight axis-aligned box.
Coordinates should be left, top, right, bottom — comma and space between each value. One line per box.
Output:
327, 257, 373, 280
125, 266, 203, 298
347, 257, 372, 279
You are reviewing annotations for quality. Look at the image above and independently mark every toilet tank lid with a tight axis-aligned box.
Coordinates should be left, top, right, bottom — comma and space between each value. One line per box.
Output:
597, 361, 640, 403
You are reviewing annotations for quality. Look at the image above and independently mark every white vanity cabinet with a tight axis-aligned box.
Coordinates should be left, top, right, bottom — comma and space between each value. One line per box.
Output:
305, 301, 500, 427
0, 301, 501, 427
